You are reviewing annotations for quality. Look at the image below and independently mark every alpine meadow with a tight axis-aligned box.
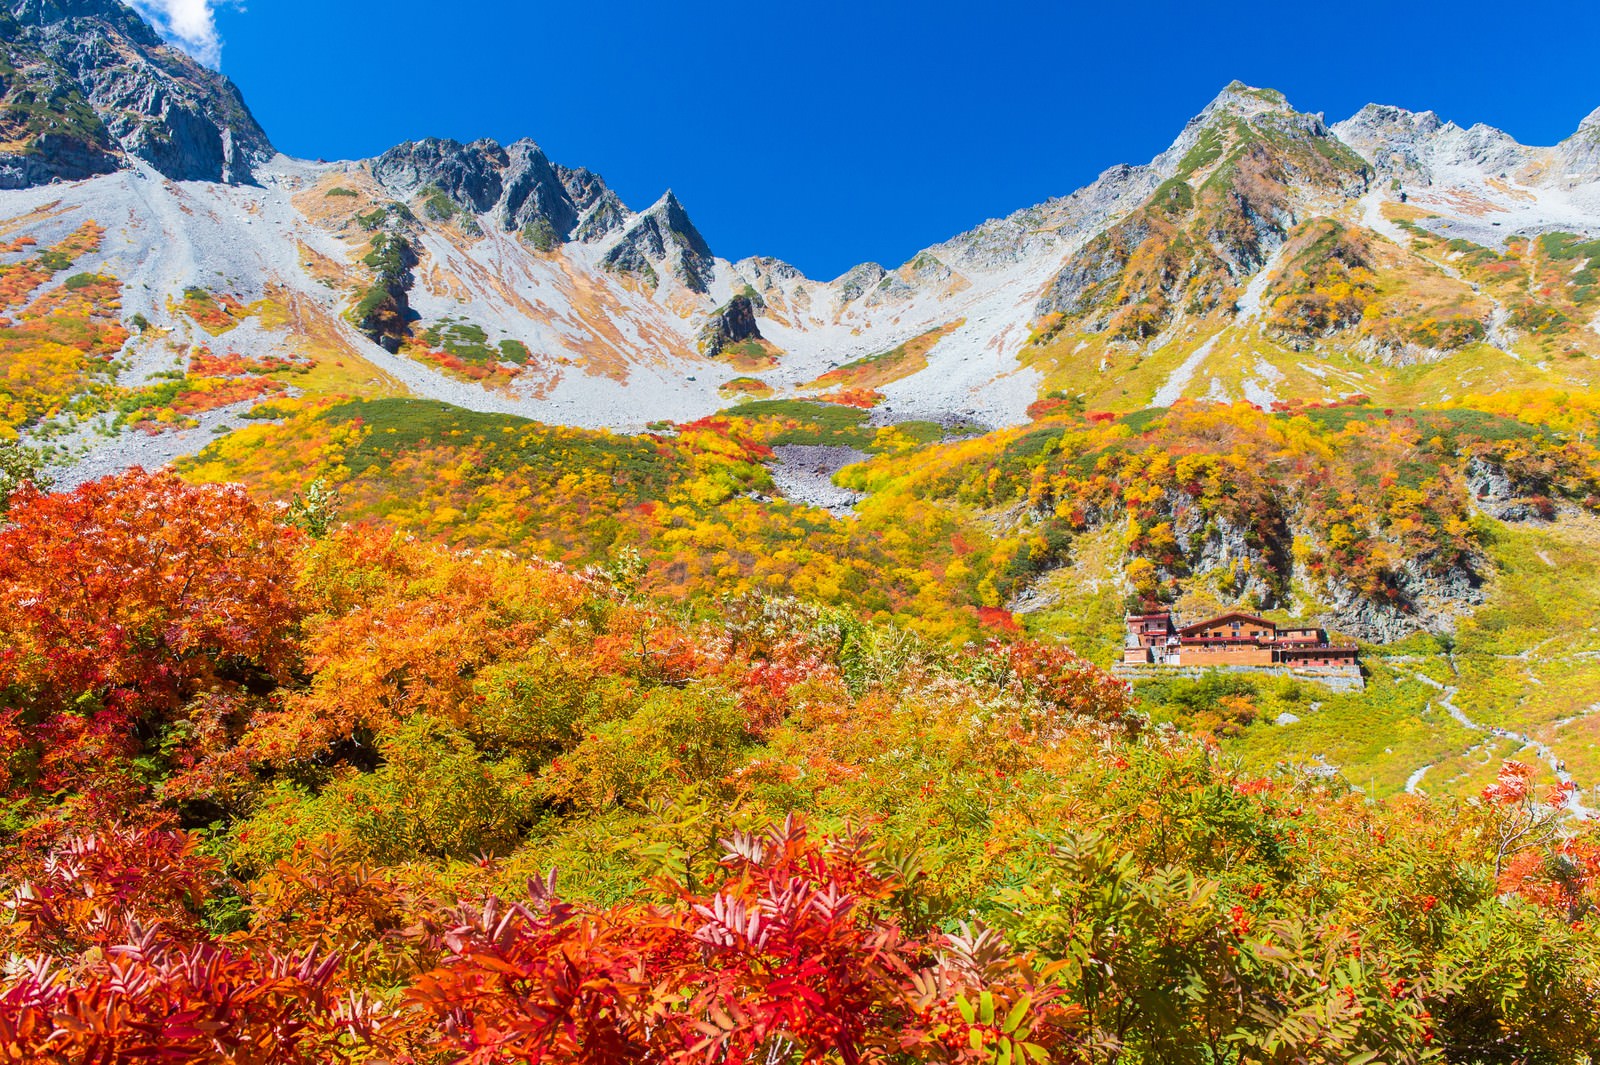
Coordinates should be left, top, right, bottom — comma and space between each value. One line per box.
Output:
5, 0, 1600, 1061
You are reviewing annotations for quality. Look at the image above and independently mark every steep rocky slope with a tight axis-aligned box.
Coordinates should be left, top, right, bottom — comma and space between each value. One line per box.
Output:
0, 0, 271, 186
0, 0, 1597, 470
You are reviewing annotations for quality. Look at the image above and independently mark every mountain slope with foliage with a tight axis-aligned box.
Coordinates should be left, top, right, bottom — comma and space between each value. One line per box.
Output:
4, 471, 1600, 1062
4, 4, 1600, 1057
3, 7, 1596, 448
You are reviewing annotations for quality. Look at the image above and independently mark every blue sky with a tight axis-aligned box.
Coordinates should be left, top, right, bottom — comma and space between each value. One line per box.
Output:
196, 0, 1600, 279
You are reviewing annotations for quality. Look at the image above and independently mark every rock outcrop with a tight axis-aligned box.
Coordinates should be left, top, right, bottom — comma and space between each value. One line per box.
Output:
1558, 106, 1600, 179
0, 14, 121, 188
601, 191, 713, 293
372, 139, 713, 292
1319, 556, 1485, 643
1, 0, 272, 186
1332, 103, 1531, 184
371, 136, 627, 246
698, 293, 763, 357
832, 263, 886, 303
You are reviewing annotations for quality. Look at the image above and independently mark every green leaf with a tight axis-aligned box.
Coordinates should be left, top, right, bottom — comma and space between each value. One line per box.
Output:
980, 990, 995, 1025
955, 994, 975, 1026
1003, 994, 1030, 1034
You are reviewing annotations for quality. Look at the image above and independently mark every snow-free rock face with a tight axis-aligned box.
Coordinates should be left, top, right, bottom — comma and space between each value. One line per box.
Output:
0, 9, 121, 187
831, 262, 886, 303
1559, 106, 1600, 178
370, 136, 626, 244
370, 137, 509, 214
1320, 556, 1486, 642
698, 293, 763, 356
601, 191, 714, 293
1330, 104, 1449, 179
1, 0, 272, 185
371, 136, 713, 293
1332, 104, 1532, 184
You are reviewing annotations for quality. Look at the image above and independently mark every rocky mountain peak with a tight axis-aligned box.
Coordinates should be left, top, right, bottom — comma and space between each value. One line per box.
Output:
371, 135, 629, 245
601, 188, 715, 293
371, 135, 717, 291
831, 262, 887, 302
370, 137, 509, 212
1338, 103, 1445, 142
1035, 82, 1371, 331
732, 256, 803, 286
1150, 82, 1354, 188
641, 190, 705, 243
1, 0, 272, 186
1333, 104, 1529, 181
1196, 80, 1293, 123
1559, 105, 1600, 177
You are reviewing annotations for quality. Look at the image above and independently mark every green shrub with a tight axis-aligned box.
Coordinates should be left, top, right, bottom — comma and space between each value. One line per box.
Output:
521, 218, 559, 252
230, 717, 540, 868
420, 185, 456, 222
544, 687, 751, 810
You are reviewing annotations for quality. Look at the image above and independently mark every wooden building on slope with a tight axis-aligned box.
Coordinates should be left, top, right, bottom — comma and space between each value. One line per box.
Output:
1122, 611, 1358, 669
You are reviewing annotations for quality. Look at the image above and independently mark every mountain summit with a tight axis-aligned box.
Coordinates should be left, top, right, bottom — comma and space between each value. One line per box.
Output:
0, 0, 271, 186
0, 3, 1596, 445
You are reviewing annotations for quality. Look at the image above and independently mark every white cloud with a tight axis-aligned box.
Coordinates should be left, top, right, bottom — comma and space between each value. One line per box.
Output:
129, 0, 232, 69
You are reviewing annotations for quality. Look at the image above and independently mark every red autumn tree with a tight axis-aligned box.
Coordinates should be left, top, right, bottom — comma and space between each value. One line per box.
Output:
0, 468, 302, 718
0, 469, 302, 812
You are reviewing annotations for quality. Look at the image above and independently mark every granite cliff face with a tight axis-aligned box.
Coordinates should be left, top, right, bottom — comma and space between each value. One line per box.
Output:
371, 137, 715, 292
1332, 104, 1533, 183
600, 191, 714, 293
2, 0, 272, 186
698, 292, 763, 356
1559, 107, 1600, 178
0, 5, 121, 187
371, 137, 626, 245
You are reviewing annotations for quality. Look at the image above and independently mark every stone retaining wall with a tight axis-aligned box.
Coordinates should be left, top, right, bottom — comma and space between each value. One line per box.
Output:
1111, 662, 1366, 693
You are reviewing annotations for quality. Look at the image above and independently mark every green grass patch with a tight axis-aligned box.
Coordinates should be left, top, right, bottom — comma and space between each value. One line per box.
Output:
323, 399, 674, 495
521, 218, 559, 252
1174, 126, 1225, 181
1218, 665, 1474, 797
420, 185, 457, 222
418, 318, 527, 367
722, 399, 875, 448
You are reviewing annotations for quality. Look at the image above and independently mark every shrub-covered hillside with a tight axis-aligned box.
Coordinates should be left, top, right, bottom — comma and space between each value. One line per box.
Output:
3, 470, 1600, 1062
158, 389, 1600, 809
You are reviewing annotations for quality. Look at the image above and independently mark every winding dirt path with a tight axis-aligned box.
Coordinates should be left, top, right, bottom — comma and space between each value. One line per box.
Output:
1406, 672, 1593, 818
